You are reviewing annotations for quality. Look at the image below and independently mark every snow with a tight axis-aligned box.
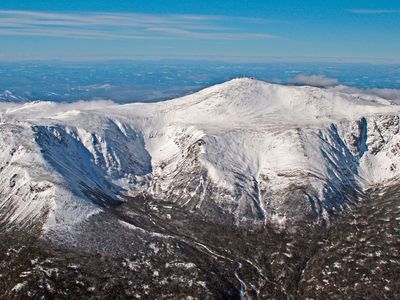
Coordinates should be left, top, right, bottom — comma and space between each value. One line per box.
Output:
0, 90, 27, 102
11, 282, 27, 292
1, 78, 400, 233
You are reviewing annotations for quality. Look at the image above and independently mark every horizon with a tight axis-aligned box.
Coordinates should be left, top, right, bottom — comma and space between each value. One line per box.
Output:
1, 57, 400, 64
1, 60, 399, 104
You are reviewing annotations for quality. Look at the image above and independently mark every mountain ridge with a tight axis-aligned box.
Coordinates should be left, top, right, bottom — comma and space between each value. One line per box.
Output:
1, 78, 400, 237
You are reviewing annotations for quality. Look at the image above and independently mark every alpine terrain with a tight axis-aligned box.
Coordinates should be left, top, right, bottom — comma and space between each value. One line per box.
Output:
0, 78, 399, 299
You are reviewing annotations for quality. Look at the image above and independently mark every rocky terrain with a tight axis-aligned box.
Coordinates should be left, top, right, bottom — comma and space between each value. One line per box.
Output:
0, 78, 399, 298
1, 185, 399, 299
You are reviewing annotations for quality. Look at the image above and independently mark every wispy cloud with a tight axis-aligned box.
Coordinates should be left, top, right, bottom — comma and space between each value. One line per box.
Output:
347, 9, 400, 14
0, 10, 278, 40
290, 75, 339, 87
290, 74, 400, 102
331, 85, 400, 102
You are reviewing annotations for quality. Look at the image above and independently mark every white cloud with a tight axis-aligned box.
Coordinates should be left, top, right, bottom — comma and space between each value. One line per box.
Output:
0, 10, 277, 41
289, 74, 400, 102
290, 75, 339, 87
366, 88, 400, 100
331, 85, 400, 102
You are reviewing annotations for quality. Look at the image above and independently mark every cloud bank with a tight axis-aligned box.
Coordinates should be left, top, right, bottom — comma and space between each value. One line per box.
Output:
290, 75, 339, 87
289, 74, 400, 103
332, 85, 400, 102
0, 10, 277, 41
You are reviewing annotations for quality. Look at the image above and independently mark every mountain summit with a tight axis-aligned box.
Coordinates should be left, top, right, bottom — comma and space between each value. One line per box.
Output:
1, 78, 400, 235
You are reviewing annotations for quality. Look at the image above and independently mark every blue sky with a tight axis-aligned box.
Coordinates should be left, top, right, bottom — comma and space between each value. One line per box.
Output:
0, 0, 399, 62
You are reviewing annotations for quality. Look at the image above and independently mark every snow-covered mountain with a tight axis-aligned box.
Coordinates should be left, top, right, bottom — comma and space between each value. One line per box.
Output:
0, 90, 27, 102
1, 78, 400, 236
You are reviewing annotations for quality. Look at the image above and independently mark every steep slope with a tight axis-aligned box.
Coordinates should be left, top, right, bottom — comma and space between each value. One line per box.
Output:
0, 121, 101, 235
1, 78, 400, 236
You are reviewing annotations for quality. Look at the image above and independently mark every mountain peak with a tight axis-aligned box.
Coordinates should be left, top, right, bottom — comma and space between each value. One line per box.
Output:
1, 78, 400, 236
158, 78, 397, 128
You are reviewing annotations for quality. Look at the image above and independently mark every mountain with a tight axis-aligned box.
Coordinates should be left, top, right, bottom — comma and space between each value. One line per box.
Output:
1, 78, 399, 298
0, 90, 27, 102
1, 78, 400, 234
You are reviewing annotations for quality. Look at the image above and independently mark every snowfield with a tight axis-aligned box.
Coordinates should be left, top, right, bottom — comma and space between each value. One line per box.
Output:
1, 78, 400, 236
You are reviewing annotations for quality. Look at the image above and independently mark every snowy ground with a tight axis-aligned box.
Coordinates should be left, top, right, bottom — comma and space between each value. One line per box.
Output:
0, 78, 400, 298
1, 78, 400, 235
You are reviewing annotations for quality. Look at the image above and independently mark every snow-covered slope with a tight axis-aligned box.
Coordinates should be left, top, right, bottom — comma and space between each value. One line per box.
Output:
0, 90, 27, 102
1, 78, 400, 235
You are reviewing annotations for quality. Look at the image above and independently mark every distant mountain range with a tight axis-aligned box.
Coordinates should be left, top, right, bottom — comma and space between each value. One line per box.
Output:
0, 90, 27, 102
